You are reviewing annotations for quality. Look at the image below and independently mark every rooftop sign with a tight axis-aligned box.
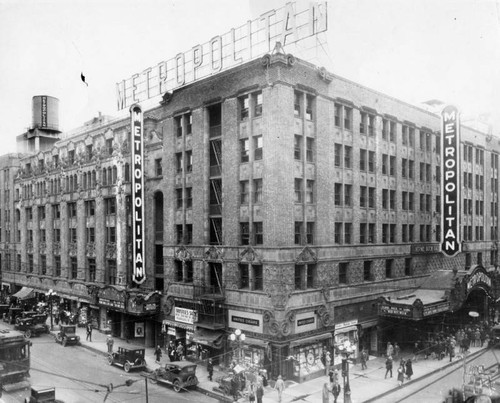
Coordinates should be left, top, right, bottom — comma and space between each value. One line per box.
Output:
116, 1, 328, 110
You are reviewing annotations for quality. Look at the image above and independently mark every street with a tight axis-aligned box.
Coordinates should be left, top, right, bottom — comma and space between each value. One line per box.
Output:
1, 332, 218, 403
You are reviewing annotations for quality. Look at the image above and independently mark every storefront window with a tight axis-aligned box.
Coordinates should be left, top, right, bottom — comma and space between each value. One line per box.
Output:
334, 328, 358, 366
290, 340, 330, 380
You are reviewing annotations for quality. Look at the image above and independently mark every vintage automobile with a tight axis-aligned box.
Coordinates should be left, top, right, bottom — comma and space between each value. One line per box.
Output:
148, 361, 198, 392
15, 317, 50, 338
4, 307, 24, 324
108, 347, 146, 373
54, 325, 80, 347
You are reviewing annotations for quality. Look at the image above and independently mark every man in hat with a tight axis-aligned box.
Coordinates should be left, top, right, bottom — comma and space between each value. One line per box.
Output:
274, 375, 285, 403
207, 358, 214, 381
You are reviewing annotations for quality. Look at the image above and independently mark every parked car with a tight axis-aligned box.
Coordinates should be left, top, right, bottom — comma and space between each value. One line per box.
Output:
108, 347, 147, 373
149, 361, 198, 392
54, 325, 80, 347
15, 317, 49, 338
4, 307, 24, 324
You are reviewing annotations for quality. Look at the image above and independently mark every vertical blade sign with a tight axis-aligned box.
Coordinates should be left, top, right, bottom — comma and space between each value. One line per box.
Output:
441, 105, 461, 257
131, 104, 146, 284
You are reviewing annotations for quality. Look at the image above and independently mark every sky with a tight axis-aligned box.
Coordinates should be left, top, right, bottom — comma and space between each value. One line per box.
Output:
1, 0, 500, 153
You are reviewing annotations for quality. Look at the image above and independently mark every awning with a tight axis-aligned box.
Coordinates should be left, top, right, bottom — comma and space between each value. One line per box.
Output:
379, 289, 450, 320
12, 287, 35, 300
335, 325, 358, 335
244, 337, 269, 348
290, 333, 332, 348
192, 328, 224, 349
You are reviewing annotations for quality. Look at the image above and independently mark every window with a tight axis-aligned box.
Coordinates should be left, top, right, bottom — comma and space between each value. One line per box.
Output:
54, 228, 61, 243
344, 223, 352, 244
334, 104, 341, 127
360, 223, 367, 244
176, 152, 183, 172
334, 222, 342, 244
107, 259, 117, 285
85, 200, 95, 217
68, 202, 77, 219
402, 158, 407, 178
106, 226, 116, 243
368, 187, 376, 208
344, 107, 352, 130
295, 263, 316, 289
176, 225, 183, 244
306, 222, 314, 244
360, 186, 367, 208
389, 156, 395, 176
70, 257, 78, 279
239, 264, 249, 288
254, 92, 263, 117
363, 261, 372, 281
254, 136, 263, 160
334, 183, 342, 206
254, 222, 263, 245
409, 127, 415, 147
306, 180, 314, 204
253, 179, 262, 203
368, 223, 375, 243
402, 125, 408, 145
368, 114, 375, 136
295, 179, 302, 203
382, 189, 388, 209
176, 188, 183, 209
88, 258, 96, 282
106, 139, 113, 155
294, 135, 302, 160
40, 255, 47, 275
155, 158, 162, 176
382, 224, 389, 243
38, 206, 45, 220
409, 160, 414, 179
360, 112, 366, 134
390, 190, 396, 210
382, 154, 388, 175
26, 207, 32, 221
68, 150, 75, 165
344, 146, 352, 168
339, 262, 348, 284
306, 138, 314, 162
382, 119, 388, 140
240, 95, 249, 120
435, 134, 441, 154
402, 224, 408, 242
390, 121, 396, 142
240, 139, 250, 163
405, 258, 412, 276
294, 222, 302, 244
86, 227, 95, 243
360, 149, 367, 171
294, 91, 302, 117
240, 181, 249, 204
105, 198, 116, 215
344, 184, 352, 206
305, 95, 313, 120
368, 151, 375, 172
55, 256, 61, 277
240, 223, 250, 245
334, 144, 342, 167
186, 188, 192, 208
385, 259, 394, 278
254, 265, 263, 290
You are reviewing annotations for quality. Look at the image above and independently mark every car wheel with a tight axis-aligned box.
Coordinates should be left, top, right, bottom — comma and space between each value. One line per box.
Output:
107, 355, 114, 366
62, 338, 67, 347
187, 375, 196, 385
124, 362, 131, 373
173, 379, 181, 393
24, 330, 32, 339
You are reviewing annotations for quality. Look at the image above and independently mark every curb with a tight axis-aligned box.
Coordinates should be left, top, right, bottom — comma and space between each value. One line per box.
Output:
195, 386, 233, 403
363, 348, 488, 403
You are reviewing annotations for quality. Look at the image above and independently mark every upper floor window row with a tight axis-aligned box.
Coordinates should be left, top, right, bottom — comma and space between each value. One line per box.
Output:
294, 91, 314, 120
239, 91, 262, 121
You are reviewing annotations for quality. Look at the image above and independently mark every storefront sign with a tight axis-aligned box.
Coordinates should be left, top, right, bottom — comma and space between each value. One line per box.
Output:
174, 307, 198, 325
145, 303, 157, 311
131, 104, 146, 285
41, 96, 48, 128
167, 327, 176, 336
411, 243, 441, 254
379, 305, 412, 318
441, 105, 461, 257
467, 270, 492, 292
99, 297, 125, 310
228, 310, 263, 333
163, 319, 194, 331
116, 2, 328, 110
423, 302, 450, 317
335, 320, 358, 330
134, 322, 144, 337
295, 311, 317, 333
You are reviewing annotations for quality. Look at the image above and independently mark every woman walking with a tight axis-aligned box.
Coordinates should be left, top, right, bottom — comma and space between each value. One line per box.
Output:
405, 358, 413, 380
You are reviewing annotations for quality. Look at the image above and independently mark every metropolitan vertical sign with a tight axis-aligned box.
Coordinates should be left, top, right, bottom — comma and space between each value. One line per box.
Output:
441, 105, 461, 257
131, 105, 146, 284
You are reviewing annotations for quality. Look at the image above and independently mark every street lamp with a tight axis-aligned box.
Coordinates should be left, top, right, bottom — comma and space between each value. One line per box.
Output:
337, 340, 356, 403
229, 329, 246, 365
45, 289, 57, 330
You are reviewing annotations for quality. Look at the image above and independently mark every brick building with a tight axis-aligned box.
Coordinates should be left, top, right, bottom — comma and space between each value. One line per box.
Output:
1, 52, 499, 382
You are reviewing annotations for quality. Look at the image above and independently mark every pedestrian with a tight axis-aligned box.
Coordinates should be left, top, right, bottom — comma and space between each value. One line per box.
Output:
331, 382, 341, 403
413, 341, 420, 362
86, 322, 92, 342
168, 341, 176, 361
230, 375, 239, 402
274, 375, 285, 403
256, 382, 264, 403
154, 345, 162, 363
387, 342, 394, 358
322, 382, 331, 403
385, 355, 393, 379
176, 342, 184, 361
394, 342, 400, 359
360, 347, 368, 370
397, 365, 405, 387
405, 358, 413, 380
207, 358, 214, 381
106, 335, 114, 354
248, 383, 256, 402
324, 351, 331, 375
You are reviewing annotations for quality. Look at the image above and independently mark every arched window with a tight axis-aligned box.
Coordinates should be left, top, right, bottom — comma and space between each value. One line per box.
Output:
107, 167, 112, 185
112, 166, 117, 184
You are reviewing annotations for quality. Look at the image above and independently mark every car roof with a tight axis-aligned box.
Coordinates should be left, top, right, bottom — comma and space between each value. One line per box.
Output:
167, 361, 197, 369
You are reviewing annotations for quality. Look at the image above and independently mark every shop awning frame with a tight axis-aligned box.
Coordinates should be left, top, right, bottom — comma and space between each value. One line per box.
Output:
12, 287, 35, 300
289, 333, 332, 348
192, 328, 224, 349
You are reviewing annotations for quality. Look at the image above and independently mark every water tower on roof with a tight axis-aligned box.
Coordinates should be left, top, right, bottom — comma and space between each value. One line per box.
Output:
16, 95, 62, 154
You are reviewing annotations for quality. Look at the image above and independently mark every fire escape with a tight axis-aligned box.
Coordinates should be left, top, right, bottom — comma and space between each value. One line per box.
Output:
196, 103, 225, 330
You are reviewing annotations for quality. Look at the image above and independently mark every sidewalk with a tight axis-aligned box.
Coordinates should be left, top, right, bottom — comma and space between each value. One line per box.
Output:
63, 325, 487, 403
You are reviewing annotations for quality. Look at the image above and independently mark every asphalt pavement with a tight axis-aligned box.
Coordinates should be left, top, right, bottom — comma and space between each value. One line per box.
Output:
61, 325, 488, 403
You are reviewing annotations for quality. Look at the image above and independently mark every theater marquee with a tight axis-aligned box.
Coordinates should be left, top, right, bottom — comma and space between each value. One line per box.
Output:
441, 105, 461, 257
131, 105, 146, 284
116, 1, 328, 110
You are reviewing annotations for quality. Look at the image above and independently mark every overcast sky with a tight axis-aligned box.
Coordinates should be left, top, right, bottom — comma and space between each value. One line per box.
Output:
1, 0, 499, 154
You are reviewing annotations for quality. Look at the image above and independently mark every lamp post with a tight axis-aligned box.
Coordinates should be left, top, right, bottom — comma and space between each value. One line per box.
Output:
229, 329, 246, 365
45, 289, 57, 330
338, 340, 356, 403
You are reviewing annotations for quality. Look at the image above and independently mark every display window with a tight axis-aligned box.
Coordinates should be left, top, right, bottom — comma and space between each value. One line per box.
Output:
290, 341, 329, 378
334, 328, 358, 366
